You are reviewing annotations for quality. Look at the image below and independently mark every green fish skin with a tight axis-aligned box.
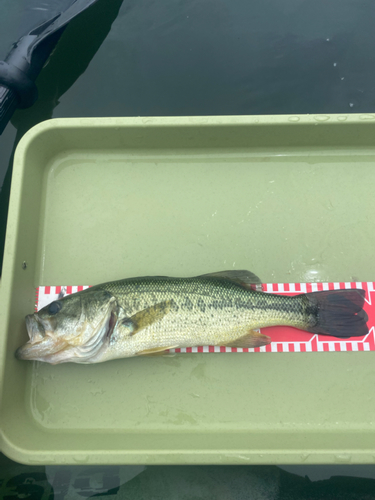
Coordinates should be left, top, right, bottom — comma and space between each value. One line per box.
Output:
15, 270, 368, 364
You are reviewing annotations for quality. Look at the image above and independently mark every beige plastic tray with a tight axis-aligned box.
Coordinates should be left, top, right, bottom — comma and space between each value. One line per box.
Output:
1, 115, 375, 465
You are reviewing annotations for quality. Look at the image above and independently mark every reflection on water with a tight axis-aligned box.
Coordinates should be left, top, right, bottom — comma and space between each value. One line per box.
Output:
1, 453, 375, 499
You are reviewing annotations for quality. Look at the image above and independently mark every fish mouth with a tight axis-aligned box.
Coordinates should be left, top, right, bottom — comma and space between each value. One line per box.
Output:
15, 315, 68, 362
16, 309, 117, 364
15, 337, 69, 362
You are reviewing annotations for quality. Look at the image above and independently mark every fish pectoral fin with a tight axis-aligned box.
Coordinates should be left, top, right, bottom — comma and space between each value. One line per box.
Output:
125, 301, 173, 335
198, 270, 262, 290
136, 346, 178, 356
223, 330, 271, 348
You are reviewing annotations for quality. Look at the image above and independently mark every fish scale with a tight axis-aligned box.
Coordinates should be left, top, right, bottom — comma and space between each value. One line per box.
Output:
93, 276, 309, 361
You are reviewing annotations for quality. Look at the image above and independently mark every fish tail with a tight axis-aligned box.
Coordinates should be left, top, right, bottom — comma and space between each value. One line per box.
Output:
302, 289, 368, 338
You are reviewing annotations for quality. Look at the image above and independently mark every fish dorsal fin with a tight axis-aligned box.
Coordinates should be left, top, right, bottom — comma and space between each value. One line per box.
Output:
198, 270, 262, 290
223, 330, 271, 348
121, 300, 172, 336
137, 346, 178, 356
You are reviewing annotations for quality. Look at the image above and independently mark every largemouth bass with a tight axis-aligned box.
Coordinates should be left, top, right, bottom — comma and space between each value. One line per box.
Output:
15, 270, 368, 364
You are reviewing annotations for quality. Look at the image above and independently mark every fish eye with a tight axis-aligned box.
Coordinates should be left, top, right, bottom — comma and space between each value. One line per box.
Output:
48, 301, 62, 315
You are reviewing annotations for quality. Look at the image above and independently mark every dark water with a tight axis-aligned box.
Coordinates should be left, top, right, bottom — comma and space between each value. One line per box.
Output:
1, 452, 375, 500
1, 0, 375, 496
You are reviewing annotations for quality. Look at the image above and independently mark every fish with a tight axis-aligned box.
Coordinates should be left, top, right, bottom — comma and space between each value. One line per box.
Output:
15, 270, 368, 364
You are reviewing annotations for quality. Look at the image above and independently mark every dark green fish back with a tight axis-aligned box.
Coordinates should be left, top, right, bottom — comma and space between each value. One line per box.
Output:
92, 275, 305, 327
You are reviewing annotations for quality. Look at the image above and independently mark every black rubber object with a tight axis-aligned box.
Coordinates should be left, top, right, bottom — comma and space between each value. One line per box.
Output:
0, 85, 19, 131
0, 62, 38, 108
0, 0, 99, 135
